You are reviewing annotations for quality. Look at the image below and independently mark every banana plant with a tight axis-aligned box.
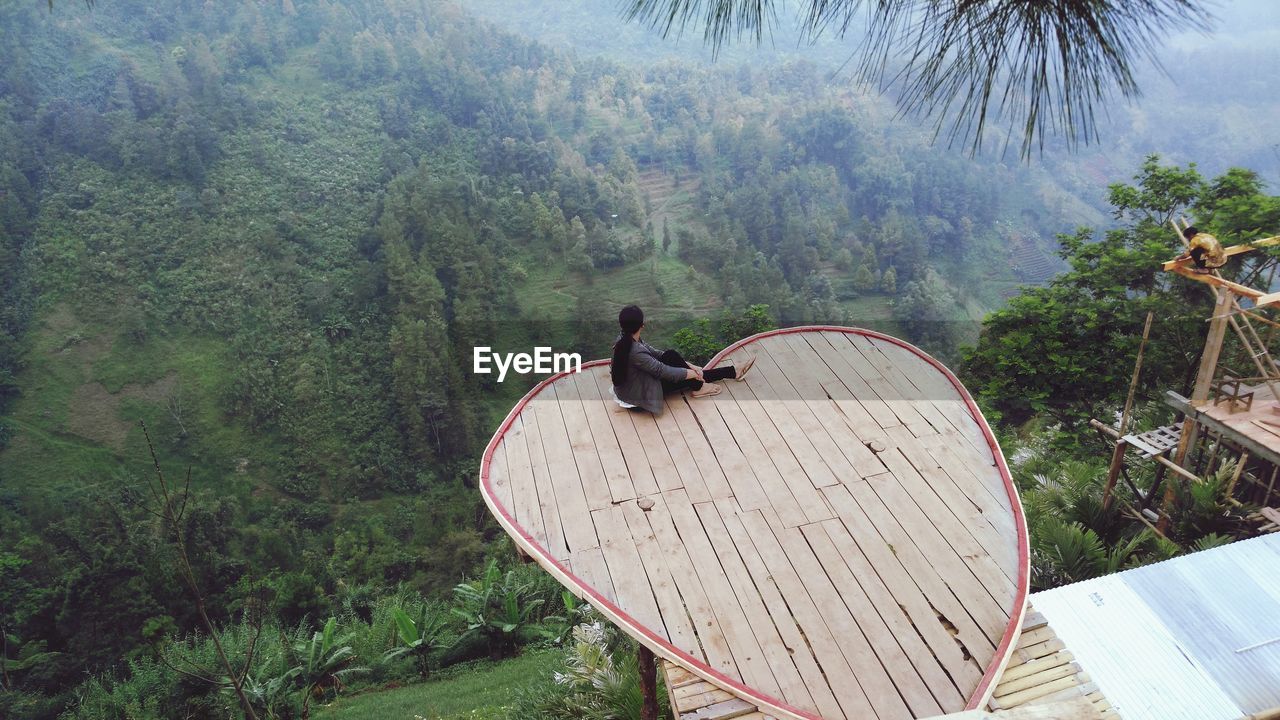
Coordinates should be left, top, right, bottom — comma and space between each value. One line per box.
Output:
452, 560, 545, 660
232, 654, 299, 720
288, 618, 368, 718
543, 590, 593, 646
382, 606, 450, 678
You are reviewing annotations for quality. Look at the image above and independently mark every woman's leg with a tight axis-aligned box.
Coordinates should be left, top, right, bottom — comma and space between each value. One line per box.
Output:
703, 365, 736, 383
663, 348, 739, 387
658, 349, 702, 393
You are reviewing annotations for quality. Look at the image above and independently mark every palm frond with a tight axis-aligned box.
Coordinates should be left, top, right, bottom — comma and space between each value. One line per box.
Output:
1191, 532, 1234, 552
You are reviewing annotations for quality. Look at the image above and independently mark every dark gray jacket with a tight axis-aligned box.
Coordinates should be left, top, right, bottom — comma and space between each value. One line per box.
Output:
612, 335, 686, 414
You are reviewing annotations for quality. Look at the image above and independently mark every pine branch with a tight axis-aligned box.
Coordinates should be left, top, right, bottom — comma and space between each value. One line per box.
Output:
622, 0, 1212, 157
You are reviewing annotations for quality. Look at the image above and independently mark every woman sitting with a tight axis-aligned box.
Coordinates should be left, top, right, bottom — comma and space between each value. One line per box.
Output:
609, 305, 754, 414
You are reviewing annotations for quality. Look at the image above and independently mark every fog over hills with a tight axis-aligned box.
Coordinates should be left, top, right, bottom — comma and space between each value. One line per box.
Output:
471, 0, 1280, 189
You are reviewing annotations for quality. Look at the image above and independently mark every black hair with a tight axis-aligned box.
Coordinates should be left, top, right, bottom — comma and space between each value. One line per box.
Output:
1183, 226, 1199, 239
611, 305, 644, 386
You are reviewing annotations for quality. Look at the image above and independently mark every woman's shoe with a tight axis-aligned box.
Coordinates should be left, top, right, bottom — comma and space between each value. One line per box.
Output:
690, 383, 722, 398
735, 355, 757, 381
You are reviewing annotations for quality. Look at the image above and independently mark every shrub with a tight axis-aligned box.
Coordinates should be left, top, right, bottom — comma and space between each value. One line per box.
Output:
507, 622, 670, 720
452, 561, 548, 661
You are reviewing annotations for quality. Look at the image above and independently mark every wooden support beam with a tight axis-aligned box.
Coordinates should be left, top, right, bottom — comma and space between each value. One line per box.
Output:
1194, 290, 1235, 405
1227, 451, 1248, 499
1162, 235, 1280, 271
1090, 418, 1201, 485
1102, 440, 1126, 512
1120, 312, 1154, 434
1167, 265, 1265, 299
1238, 305, 1280, 331
1174, 289, 1234, 471
639, 645, 658, 720
1104, 311, 1154, 512
1123, 495, 1177, 544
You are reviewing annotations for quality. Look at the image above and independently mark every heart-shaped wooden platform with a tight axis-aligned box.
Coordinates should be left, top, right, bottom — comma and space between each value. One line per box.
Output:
481, 327, 1029, 720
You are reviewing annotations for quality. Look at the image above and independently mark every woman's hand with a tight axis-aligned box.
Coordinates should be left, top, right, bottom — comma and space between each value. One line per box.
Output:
685, 367, 704, 381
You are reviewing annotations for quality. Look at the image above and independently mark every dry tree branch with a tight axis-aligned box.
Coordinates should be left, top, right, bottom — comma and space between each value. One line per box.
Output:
138, 421, 260, 720
158, 649, 219, 685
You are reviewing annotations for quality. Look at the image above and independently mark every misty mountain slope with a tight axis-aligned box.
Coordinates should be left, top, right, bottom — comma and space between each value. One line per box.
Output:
470, 0, 1280, 192
0, 1, 1095, 714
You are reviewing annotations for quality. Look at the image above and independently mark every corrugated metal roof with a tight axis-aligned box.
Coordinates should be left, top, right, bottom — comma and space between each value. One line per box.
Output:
1032, 532, 1280, 720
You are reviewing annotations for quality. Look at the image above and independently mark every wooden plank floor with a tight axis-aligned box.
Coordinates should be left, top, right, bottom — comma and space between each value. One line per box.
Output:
986, 605, 1117, 719
1200, 388, 1280, 456
661, 604, 1115, 720
482, 328, 1029, 720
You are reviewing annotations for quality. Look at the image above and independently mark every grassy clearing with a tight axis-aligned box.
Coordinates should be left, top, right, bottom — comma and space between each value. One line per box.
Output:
315, 649, 559, 720
0, 302, 269, 510
839, 295, 907, 337
516, 250, 722, 321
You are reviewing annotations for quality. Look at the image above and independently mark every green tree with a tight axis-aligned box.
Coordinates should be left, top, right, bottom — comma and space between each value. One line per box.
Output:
852, 263, 876, 294
893, 268, 961, 354
1, 630, 60, 691
960, 156, 1277, 429
389, 315, 453, 465
880, 266, 897, 295
286, 617, 368, 717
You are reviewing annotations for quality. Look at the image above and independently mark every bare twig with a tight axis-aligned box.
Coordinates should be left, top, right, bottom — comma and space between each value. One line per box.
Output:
138, 421, 259, 720
167, 379, 189, 439
158, 649, 218, 684
238, 590, 269, 685
1, 624, 11, 691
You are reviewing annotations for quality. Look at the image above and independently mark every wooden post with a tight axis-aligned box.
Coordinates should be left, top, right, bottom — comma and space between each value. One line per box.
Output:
1227, 451, 1249, 499
638, 645, 658, 720
1202, 432, 1221, 478
1120, 311, 1155, 434
1103, 439, 1127, 511
1146, 462, 1167, 509
1173, 288, 1233, 469
1106, 311, 1154, 512
1193, 290, 1234, 405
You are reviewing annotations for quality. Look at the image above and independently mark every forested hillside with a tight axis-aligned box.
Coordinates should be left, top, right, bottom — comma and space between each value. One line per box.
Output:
5, 1, 1272, 718
0, 1, 1076, 714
